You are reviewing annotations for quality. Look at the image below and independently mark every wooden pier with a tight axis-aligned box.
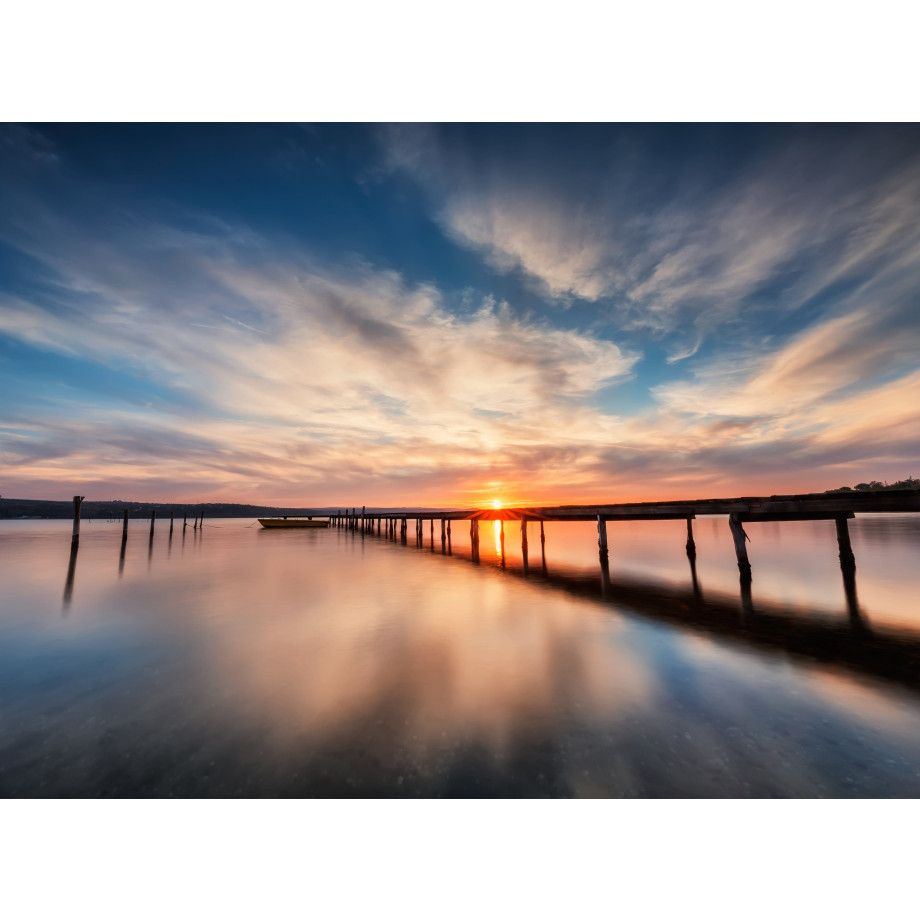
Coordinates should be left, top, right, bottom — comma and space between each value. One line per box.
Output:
329, 489, 920, 577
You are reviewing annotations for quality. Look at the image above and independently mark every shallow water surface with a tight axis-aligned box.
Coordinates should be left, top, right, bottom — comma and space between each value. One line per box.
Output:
2, 515, 919, 796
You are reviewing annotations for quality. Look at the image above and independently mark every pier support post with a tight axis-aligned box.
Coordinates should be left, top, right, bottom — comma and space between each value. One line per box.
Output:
521, 520, 529, 575
183, 511, 187, 530
429, 518, 434, 549
470, 519, 480, 563
169, 511, 174, 536
540, 521, 546, 573
71, 495, 84, 546
149, 508, 156, 537
122, 509, 129, 538
447, 520, 452, 553
835, 514, 856, 571
597, 515, 608, 561
441, 518, 446, 553
728, 514, 752, 578
685, 518, 696, 561
400, 517, 407, 544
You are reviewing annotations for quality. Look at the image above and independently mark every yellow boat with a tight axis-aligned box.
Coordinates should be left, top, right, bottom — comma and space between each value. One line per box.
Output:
258, 518, 330, 528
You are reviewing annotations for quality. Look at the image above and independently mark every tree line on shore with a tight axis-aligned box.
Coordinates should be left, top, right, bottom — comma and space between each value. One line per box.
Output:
826, 477, 918, 493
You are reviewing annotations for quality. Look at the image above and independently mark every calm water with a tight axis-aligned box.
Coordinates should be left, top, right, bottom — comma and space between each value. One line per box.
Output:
2, 514, 920, 797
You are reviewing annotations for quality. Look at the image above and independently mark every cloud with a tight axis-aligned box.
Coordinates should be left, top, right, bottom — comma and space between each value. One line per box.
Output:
0, 183, 639, 502
379, 126, 920, 349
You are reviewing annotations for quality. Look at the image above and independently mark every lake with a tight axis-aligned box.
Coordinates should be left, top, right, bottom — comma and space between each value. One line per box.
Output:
2, 513, 920, 797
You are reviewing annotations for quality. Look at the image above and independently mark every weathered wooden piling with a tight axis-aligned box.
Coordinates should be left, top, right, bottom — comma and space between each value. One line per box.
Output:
597, 515, 608, 560
200, 507, 204, 530
429, 518, 434, 549
470, 519, 480, 563
685, 518, 696, 561
122, 509, 129, 538
540, 521, 547, 573
728, 514, 751, 577
447, 520, 452, 553
71, 495, 84, 546
149, 508, 156, 537
169, 510, 174, 536
183, 511, 188, 530
400, 516, 407, 544
441, 518, 446, 553
835, 514, 856, 570
521, 520, 529, 574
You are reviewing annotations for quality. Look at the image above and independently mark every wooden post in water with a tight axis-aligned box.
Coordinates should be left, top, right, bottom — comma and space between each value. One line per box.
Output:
429, 518, 434, 549
685, 518, 696, 561
362, 506, 366, 534
521, 520, 529, 575
447, 520, 452, 554
200, 507, 204, 529
169, 510, 174, 536
400, 517, 407, 544
597, 514, 608, 560
835, 514, 856, 571
540, 520, 546, 573
122, 509, 129, 538
728, 514, 751, 578
470, 519, 480, 563
183, 510, 188, 530
71, 495, 84, 546
440, 518, 446, 553
149, 508, 156, 537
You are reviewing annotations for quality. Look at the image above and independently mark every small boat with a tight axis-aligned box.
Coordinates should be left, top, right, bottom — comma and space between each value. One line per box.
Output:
258, 518, 330, 529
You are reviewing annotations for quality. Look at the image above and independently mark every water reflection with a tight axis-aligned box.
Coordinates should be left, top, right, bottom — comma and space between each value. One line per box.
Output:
62, 543, 78, 610
4, 516, 920, 797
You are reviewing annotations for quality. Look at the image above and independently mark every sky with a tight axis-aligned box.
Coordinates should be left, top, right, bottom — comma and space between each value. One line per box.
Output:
1, 122, 919, 508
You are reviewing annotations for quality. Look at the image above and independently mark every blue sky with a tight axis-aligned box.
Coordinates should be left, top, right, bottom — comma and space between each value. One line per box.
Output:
1, 123, 919, 506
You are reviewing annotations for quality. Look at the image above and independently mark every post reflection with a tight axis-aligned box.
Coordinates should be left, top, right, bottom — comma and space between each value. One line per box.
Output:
599, 551, 610, 597
841, 561, 869, 633
688, 555, 702, 601
119, 534, 127, 576
739, 573, 754, 618
62, 543, 78, 610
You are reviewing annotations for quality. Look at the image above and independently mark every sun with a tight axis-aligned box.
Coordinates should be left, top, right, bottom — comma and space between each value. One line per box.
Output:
491, 499, 503, 509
